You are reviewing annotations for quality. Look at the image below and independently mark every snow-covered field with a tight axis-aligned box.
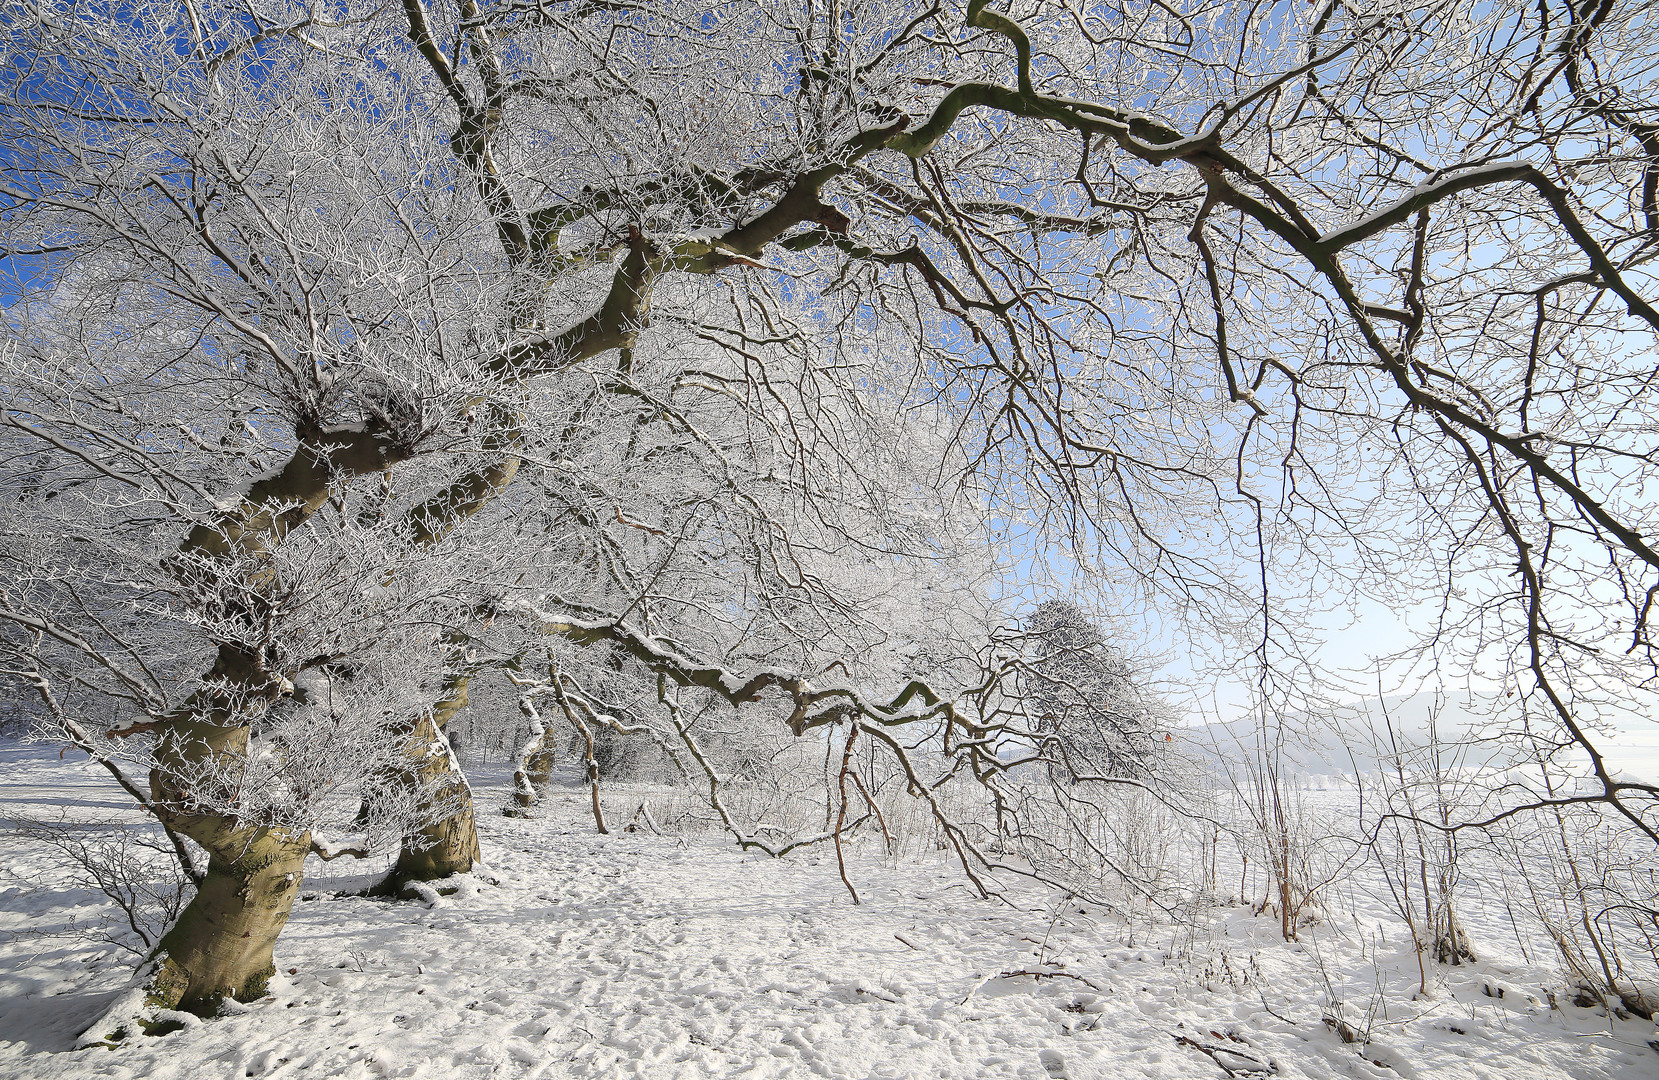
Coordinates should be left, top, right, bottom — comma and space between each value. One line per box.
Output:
3, 742, 1657, 1079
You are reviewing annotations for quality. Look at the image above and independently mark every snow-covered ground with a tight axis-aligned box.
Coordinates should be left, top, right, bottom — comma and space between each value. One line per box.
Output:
2, 742, 1657, 1079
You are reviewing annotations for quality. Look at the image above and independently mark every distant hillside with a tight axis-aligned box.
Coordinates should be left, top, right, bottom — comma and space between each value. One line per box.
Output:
1179, 689, 1659, 787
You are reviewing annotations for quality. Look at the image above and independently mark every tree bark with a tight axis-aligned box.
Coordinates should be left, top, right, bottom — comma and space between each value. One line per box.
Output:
147, 832, 309, 1015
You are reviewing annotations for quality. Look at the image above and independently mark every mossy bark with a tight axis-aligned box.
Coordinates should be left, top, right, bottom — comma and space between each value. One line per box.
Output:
149, 834, 309, 1015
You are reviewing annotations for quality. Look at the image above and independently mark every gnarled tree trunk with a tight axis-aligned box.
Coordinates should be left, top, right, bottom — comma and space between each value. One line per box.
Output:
148, 833, 310, 1014
506, 682, 557, 815
387, 674, 481, 886
143, 704, 316, 1016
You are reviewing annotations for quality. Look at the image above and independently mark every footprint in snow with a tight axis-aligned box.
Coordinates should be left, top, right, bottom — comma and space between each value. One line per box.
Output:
243, 1045, 294, 1078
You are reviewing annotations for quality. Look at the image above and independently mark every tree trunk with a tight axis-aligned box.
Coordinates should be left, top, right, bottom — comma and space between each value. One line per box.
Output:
569, 708, 608, 834
508, 741, 557, 813
387, 676, 481, 886
392, 783, 480, 882
142, 708, 313, 1016
506, 688, 556, 815
1431, 902, 1477, 965
148, 832, 309, 1015
526, 745, 555, 791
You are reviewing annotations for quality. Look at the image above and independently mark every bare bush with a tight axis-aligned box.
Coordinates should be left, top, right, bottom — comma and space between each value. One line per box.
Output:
1490, 795, 1659, 1019
7, 817, 197, 955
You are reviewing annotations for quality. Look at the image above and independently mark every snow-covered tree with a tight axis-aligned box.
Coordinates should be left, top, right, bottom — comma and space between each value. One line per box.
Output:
1023, 599, 1166, 782
3, 0, 1659, 1026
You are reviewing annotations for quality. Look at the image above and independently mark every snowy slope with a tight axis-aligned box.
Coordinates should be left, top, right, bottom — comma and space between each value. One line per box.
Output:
2, 742, 1656, 1079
